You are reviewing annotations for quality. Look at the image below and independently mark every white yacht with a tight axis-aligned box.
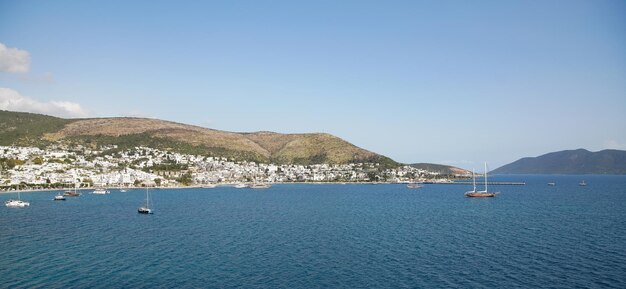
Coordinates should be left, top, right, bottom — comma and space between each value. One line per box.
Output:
92, 188, 110, 194
5, 189, 30, 207
53, 192, 66, 201
250, 183, 271, 189
234, 184, 248, 189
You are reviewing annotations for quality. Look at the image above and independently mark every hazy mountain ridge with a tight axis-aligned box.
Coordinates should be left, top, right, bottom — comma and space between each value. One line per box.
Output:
492, 149, 626, 174
0, 110, 396, 166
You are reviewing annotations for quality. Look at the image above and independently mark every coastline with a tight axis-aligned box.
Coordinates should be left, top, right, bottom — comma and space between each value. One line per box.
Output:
0, 181, 419, 194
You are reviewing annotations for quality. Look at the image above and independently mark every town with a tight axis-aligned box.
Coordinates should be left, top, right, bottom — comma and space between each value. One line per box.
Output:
0, 145, 461, 190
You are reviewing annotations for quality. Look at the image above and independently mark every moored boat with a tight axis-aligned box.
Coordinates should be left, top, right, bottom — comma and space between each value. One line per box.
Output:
63, 190, 81, 196
465, 163, 498, 198
64, 184, 81, 196
5, 188, 29, 207
250, 183, 271, 189
138, 187, 153, 214
5, 199, 30, 207
92, 188, 110, 194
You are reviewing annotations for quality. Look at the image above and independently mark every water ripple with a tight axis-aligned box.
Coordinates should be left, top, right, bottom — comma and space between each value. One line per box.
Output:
1, 176, 626, 288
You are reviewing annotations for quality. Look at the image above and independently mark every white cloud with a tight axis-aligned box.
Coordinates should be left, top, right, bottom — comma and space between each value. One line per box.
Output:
0, 87, 88, 118
0, 43, 30, 73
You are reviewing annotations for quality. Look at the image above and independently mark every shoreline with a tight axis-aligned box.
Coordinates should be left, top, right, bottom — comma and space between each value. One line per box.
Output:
0, 181, 430, 194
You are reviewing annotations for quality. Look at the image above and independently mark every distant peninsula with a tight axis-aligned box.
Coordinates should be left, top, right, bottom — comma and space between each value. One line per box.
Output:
492, 149, 626, 175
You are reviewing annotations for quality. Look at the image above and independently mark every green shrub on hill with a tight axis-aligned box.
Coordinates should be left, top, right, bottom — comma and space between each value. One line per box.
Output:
0, 110, 72, 146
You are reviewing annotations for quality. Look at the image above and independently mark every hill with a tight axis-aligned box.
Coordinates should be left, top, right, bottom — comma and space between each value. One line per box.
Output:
491, 149, 626, 174
0, 110, 397, 166
409, 163, 471, 176
0, 110, 71, 147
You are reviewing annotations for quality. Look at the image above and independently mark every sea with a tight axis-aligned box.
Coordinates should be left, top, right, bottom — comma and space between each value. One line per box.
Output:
1, 175, 625, 288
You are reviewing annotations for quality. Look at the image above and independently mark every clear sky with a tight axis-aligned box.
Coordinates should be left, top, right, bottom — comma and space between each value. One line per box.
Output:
0, 0, 625, 169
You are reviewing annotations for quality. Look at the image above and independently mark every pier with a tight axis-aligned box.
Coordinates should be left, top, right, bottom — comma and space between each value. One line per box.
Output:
421, 181, 526, 185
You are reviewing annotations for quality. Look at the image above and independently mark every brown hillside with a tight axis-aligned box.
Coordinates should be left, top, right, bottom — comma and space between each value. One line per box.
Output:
42, 117, 387, 164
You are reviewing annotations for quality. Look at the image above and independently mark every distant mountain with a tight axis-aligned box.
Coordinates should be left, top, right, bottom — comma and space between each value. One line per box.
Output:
409, 163, 471, 176
0, 110, 397, 166
492, 149, 626, 174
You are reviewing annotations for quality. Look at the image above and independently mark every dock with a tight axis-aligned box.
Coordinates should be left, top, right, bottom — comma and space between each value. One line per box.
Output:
421, 181, 526, 185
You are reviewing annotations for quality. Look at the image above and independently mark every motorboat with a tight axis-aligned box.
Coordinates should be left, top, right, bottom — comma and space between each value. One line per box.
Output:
92, 188, 110, 194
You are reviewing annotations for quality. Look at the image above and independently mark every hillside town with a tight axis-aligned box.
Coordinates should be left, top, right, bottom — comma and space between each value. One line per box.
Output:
0, 145, 460, 190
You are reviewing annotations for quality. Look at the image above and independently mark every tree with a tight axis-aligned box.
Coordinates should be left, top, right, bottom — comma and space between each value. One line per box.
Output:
176, 172, 193, 186
154, 178, 162, 187
83, 178, 93, 186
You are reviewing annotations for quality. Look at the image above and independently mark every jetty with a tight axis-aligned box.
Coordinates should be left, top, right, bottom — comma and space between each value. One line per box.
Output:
421, 181, 526, 185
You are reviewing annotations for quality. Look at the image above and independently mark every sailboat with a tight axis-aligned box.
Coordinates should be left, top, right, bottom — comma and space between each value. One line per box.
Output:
64, 183, 81, 197
5, 185, 30, 207
137, 187, 153, 214
465, 163, 497, 198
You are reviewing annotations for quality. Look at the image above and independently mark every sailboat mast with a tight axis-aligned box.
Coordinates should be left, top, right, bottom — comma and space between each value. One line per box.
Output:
484, 162, 488, 193
472, 169, 476, 192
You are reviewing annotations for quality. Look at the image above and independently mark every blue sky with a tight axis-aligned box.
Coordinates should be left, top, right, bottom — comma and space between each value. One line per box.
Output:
0, 0, 624, 169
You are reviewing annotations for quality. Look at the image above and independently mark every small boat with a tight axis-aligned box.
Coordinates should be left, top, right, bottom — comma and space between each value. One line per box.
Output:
465, 163, 497, 198
234, 184, 248, 189
63, 190, 81, 196
53, 193, 66, 201
5, 199, 30, 207
202, 184, 217, 189
64, 184, 81, 196
579, 180, 587, 186
547, 182, 556, 186
137, 187, 153, 214
250, 183, 271, 189
5, 188, 30, 207
92, 188, 110, 194
407, 184, 423, 189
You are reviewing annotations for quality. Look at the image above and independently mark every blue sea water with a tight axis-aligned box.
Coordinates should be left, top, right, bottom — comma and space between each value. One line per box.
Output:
1, 175, 625, 288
